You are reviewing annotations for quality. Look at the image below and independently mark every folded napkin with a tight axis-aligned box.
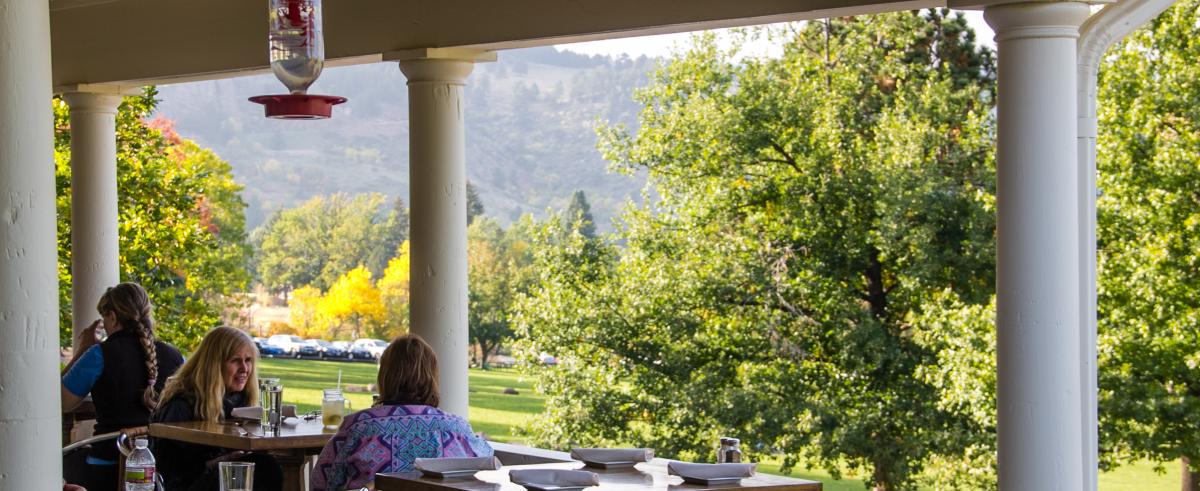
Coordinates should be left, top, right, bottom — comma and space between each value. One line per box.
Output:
508, 469, 600, 488
282, 416, 302, 427
667, 462, 756, 480
570, 448, 653, 463
415, 456, 502, 473
230, 406, 263, 420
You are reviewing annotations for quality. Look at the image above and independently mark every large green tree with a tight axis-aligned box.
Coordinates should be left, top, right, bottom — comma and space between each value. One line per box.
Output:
55, 89, 252, 350
468, 215, 536, 368
516, 11, 996, 490
255, 193, 387, 292
1095, 3, 1200, 489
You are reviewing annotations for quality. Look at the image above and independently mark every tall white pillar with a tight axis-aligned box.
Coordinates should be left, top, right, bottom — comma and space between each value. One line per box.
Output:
393, 48, 495, 418
986, 3, 1090, 490
62, 90, 127, 349
0, 0, 63, 488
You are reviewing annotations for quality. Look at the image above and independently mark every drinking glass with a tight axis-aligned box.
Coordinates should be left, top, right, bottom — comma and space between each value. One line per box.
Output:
219, 461, 254, 491
322, 388, 351, 430
259, 377, 283, 432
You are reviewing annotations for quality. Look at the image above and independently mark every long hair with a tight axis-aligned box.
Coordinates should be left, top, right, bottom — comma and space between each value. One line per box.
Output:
96, 282, 160, 411
377, 334, 440, 407
158, 326, 260, 422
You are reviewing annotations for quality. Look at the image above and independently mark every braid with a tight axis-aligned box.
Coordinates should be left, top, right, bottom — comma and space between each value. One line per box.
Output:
136, 317, 160, 411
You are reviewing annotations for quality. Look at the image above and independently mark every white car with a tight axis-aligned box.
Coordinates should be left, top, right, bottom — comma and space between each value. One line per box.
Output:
267, 334, 304, 356
353, 338, 389, 360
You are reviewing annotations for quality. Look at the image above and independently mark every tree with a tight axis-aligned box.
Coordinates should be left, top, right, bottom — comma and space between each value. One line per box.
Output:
466, 180, 485, 225
317, 266, 386, 339
467, 217, 535, 368
517, 11, 996, 490
256, 193, 388, 292
562, 190, 597, 239
367, 196, 409, 277
289, 285, 326, 338
1095, 3, 1200, 488
377, 241, 412, 338
54, 90, 252, 350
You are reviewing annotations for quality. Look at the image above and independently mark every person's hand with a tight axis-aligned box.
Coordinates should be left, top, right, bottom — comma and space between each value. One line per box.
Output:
205, 450, 247, 470
71, 319, 104, 358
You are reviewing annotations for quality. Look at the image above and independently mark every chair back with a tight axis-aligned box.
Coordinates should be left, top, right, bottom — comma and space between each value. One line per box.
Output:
62, 431, 119, 486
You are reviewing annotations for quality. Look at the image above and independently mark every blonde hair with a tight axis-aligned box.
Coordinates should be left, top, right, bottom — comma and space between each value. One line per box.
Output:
96, 283, 160, 411
158, 326, 259, 422
377, 335, 440, 407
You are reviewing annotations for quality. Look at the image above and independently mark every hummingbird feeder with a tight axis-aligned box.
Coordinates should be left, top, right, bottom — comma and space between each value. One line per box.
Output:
249, 0, 346, 119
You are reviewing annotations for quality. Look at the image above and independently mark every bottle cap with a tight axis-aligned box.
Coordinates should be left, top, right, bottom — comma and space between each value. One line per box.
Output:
134, 437, 148, 448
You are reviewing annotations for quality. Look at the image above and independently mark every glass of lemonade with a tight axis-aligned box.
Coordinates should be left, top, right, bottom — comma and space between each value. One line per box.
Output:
322, 389, 350, 430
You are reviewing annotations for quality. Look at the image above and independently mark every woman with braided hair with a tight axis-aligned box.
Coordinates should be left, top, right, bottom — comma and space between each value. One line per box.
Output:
62, 282, 185, 491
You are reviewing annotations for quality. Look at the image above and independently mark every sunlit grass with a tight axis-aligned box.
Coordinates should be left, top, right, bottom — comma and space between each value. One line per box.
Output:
256, 358, 1181, 489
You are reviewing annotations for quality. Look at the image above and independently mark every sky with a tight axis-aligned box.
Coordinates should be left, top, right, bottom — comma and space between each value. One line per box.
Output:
555, 10, 994, 59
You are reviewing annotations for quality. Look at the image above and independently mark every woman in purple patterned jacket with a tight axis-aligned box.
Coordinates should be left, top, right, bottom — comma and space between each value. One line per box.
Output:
311, 335, 493, 491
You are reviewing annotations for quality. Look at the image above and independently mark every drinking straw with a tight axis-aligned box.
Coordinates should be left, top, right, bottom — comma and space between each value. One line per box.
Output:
337, 369, 342, 391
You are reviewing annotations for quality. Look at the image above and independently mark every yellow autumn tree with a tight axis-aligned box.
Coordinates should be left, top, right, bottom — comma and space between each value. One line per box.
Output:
289, 285, 328, 338
317, 266, 385, 339
377, 241, 411, 338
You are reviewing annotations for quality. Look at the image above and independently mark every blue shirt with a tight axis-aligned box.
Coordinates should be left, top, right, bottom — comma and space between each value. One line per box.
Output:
62, 345, 104, 398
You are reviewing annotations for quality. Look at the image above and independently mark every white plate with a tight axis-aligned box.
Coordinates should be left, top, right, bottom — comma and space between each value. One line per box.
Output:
581, 460, 636, 469
420, 469, 479, 479
680, 476, 744, 485
518, 484, 591, 491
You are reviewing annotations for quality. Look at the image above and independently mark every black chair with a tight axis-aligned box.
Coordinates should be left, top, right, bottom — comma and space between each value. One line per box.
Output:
62, 431, 120, 487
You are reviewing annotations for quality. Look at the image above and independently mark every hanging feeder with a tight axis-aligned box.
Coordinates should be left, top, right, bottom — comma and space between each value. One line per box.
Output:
249, 0, 346, 119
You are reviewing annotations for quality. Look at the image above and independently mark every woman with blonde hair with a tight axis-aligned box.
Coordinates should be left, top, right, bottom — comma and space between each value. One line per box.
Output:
151, 326, 281, 491
61, 282, 184, 491
311, 334, 493, 491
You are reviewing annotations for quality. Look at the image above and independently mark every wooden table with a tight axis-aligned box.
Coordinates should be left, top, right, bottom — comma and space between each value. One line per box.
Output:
376, 460, 822, 491
149, 419, 333, 491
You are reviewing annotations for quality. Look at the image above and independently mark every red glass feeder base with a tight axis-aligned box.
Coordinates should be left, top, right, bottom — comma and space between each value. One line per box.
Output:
248, 94, 347, 119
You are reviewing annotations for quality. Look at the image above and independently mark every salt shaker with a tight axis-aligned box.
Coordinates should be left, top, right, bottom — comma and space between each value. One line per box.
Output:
716, 437, 732, 463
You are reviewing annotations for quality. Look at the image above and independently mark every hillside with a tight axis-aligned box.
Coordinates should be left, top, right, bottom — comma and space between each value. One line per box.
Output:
152, 47, 657, 231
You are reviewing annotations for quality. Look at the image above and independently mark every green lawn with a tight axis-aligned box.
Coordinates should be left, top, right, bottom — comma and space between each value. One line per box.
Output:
256, 358, 1181, 490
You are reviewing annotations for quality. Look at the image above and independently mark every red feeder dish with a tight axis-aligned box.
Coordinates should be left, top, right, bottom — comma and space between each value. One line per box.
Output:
249, 94, 347, 119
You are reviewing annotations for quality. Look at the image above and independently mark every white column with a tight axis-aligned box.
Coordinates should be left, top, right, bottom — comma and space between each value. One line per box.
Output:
393, 48, 495, 418
0, 0, 63, 489
986, 3, 1090, 490
62, 90, 125, 349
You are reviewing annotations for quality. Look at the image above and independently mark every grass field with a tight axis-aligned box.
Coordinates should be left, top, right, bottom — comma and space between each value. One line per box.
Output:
257, 358, 1180, 490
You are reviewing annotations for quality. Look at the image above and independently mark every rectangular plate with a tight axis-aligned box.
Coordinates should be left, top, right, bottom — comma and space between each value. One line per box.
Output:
420, 469, 480, 479
680, 476, 744, 486
518, 484, 591, 491
582, 460, 637, 469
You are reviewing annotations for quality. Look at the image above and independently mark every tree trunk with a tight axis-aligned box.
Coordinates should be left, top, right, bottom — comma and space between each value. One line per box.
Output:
478, 341, 491, 369
865, 248, 888, 320
1183, 456, 1200, 491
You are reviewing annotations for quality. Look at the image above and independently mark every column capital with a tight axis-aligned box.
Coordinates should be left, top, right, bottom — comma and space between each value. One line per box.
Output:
985, 2, 1091, 42
387, 48, 496, 84
60, 88, 130, 114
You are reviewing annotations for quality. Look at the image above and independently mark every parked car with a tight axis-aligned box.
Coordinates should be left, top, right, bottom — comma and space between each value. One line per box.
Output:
345, 342, 372, 360
312, 339, 347, 359
267, 334, 303, 356
353, 338, 389, 360
296, 339, 322, 358
253, 337, 284, 357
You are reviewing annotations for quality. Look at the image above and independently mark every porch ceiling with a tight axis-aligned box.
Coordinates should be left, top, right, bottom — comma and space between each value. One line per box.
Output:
49, 0, 946, 88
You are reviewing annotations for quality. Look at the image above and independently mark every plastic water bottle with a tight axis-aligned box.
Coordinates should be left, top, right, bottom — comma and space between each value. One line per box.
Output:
124, 437, 156, 491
